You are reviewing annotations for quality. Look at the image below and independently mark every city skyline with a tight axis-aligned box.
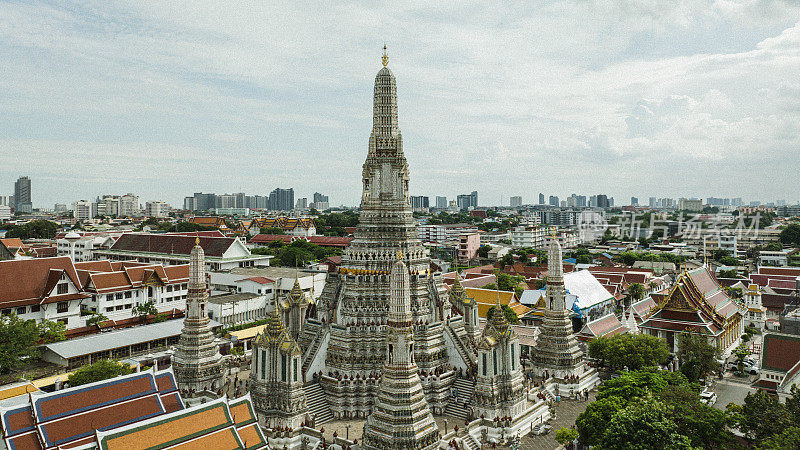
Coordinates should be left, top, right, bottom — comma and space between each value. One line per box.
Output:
2, 3, 800, 208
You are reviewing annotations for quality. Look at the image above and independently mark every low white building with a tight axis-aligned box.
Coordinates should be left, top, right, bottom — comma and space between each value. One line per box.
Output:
80, 261, 190, 321
56, 232, 117, 262
0, 257, 90, 329
510, 225, 557, 248
145, 201, 170, 218
207, 292, 270, 327
760, 250, 789, 267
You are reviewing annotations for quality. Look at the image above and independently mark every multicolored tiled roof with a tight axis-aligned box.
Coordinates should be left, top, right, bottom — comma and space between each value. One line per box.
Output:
1, 369, 184, 450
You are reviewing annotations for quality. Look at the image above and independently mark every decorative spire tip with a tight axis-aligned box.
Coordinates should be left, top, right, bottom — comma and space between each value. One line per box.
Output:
381, 44, 389, 67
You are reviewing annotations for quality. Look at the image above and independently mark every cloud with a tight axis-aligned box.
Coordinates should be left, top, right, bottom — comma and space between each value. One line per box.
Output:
1, 2, 800, 207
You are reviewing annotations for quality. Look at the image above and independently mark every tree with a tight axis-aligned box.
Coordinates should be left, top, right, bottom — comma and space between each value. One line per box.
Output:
676, 332, 720, 382
86, 312, 109, 327
576, 396, 628, 446
67, 360, 135, 387
718, 269, 739, 279
588, 334, 670, 371
759, 426, 800, 450
132, 301, 158, 324
628, 282, 645, 301
499, 253, 515, 268
4, 219, 59, 240
599, 399, 691, 450
0, 314, 40, 374
37, 320, 66, 344
780, 223, 800, 246
476, 245, 490, 258
554, 428, 579, 446
740, 390, 794, 442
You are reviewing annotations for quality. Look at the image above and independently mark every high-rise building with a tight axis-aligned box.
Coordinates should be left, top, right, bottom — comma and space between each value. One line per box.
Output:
268, 188, 294, 211
295, 197, 308, 209
96, 195, 120, 216
192, 192, 217, 211
548, 195, 559, 207
435, 196, 447, 209
631, 197, 639, 206
173, 238, 225, 395
14, 176, 32, 213
72, 200, 96, 220
234, 192, 246, 209
649, 197, 657, 208
539, 193, 545, 205
116, 193, 139, 217
218, 194, 236, 209
510, 196, 522, 207
456, 191, 478, 210
183, 196, 195, 211
313, 192, 329, 204
596, 194, 609, 209
410, 195, 429, 209
145, 201, 170, 218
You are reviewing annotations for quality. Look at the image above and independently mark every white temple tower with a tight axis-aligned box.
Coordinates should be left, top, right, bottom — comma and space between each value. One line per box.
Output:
473, 295, 527, 420
530, 237, 584, 379
249, 308, 308, 428
362, 258, 440, 450
316, 47, 456, 418
173, 237, 224, 395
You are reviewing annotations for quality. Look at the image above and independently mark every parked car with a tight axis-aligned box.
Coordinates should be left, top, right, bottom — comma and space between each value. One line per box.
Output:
746, 365, 760, 375
531, 424, 552, 436
700, 390, 717, 406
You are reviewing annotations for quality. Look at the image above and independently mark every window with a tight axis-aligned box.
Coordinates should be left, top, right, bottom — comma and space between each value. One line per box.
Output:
57, 302, 68, 313
57, 318, 68, 325
30, 305, 40, 313
124, 291, 132, 299
482, 353, 487, 376
493, 349, 498, 374
57, 283, 68, 295
106, 307, 115, 312
281, 354, 287, 381
116, 305, 124, 311
511, 344, 515, 370
16, 307, 26, 315
260, 350, 266, 380
293, 358, 298, 382
107, 294, 114, 302
116, 293, 123, 300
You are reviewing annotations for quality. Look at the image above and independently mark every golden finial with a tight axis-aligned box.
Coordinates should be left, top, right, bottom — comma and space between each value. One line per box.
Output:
397, 249, 403, 260
195, 233, 200, 245
381, 44, 389, 67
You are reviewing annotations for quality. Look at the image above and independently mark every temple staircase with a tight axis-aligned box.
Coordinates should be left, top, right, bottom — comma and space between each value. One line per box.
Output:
302, 321, 326, 375
444, 378, 475, 421
445, 319, 476, 368
304, 383, 334, 425
461, 434, 480, 450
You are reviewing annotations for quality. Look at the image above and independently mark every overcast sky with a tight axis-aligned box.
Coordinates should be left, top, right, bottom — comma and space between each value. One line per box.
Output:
2, 1, 799, 209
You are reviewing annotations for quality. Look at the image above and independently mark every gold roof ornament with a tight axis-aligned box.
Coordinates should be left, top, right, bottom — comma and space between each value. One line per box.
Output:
381, 44, 389, 67
397, 249, 403, 260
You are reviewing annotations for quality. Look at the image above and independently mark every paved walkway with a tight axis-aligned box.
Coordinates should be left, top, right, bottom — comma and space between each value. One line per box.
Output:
517, 393, 595, 450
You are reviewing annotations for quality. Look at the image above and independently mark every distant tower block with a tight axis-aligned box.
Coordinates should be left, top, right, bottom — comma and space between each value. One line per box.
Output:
362, 259, 439, 450
249, 308, 308, 429
173, 237, 224, 396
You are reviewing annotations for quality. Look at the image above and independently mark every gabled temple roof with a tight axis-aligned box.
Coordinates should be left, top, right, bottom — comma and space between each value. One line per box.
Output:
253, 309, 301, 355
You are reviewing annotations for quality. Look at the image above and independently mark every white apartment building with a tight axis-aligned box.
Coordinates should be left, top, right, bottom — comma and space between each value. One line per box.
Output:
510, 225, 557, 248
0, 205, 10, 221
145, 201, 170, 218
207, 292, 270, 327
417, 223, 480, 243
57, 232, 117, 262
119, 193, 140, 217
760, 250, 789, 267
73, 200, 97, 220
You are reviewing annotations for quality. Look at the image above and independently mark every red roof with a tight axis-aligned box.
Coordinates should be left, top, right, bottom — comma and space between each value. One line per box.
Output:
250, 234, 352, 247
759, 267, 800, 277
761, 333, 800, 373
109, 233, 236, 257
0, 257, 83, 307
237, 277, 273, 285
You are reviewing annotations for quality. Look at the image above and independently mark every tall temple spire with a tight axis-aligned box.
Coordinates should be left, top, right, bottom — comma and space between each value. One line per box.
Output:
173, 236, 224, 396
362, 259, 439, 450
546, 236, 567, 311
